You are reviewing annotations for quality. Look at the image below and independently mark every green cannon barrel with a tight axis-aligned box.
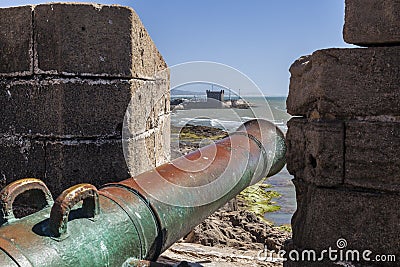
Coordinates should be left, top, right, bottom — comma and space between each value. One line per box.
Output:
0, 119, 286, 266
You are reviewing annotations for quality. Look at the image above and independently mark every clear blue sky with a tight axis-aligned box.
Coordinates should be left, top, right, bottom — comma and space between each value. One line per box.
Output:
1, 1, 354, 96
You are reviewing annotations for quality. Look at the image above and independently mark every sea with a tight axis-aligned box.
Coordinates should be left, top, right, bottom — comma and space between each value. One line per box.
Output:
170, 96, 296, 225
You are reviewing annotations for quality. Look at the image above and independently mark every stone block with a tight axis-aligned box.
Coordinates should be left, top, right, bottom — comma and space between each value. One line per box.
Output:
0, 136, 45, 189
345, 121, 400, 192
124, 78, 170, 138
286, 118, 344, 186
34, 3, 167, 78
0, 6, 33, 76
291, 179, 400, 263
0, 129, 170, 197
0, 78, 168, 137
287, 47, 400, 118
0, 137, 130, 196
44, 139, 130, 196
123, 121, 170, 177
343, 0, 400, 45
155, 114, 171, 166
124, 135, 153, 177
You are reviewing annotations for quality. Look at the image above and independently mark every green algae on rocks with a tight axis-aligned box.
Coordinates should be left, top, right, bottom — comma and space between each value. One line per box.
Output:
238, 182, 281, 219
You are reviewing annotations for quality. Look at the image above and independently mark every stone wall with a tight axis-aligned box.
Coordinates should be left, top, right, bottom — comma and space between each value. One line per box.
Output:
285, 0, 399, 266
0, 3, 170, 196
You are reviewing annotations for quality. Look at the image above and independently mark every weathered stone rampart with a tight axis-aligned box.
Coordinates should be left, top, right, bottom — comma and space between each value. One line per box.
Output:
0, 3, 170, 196
285, 1, 399, 266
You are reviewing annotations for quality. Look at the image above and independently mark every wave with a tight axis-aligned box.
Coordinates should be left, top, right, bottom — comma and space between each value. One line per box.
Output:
172, 117, 287, 133
172, 117, 242, 132
274, 106, 287, 112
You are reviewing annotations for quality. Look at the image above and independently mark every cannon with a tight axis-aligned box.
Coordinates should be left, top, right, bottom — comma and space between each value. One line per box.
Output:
0, 119, 286, 266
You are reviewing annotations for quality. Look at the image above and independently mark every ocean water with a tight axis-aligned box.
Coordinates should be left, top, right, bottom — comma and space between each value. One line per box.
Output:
170, 96, 296, 225
172, 96, 290, 133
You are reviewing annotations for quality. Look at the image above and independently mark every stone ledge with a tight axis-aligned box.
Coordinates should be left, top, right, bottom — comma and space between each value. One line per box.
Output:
0, 3, 167, 78
343, 0, 400, 46
287, 47, 400, 118
33, 3, 166, 79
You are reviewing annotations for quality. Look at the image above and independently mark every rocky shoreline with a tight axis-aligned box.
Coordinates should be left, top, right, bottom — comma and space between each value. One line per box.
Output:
161, 125, 292, 266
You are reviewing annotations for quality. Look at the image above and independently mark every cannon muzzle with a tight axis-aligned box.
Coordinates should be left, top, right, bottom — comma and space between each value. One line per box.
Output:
0, 119, 285, 266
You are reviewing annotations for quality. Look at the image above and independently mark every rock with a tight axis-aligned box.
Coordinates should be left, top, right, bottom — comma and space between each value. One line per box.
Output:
190, 207, 290, 252
286, 47, 400, 118
343, 0, 400, 46
159, 242, 282, 266
178, 124, 228, 140
283, 240, 362, 267
170, 124, 228, 160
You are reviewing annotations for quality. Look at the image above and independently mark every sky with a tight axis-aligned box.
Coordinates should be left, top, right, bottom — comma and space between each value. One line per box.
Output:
1, 1, 354, 96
